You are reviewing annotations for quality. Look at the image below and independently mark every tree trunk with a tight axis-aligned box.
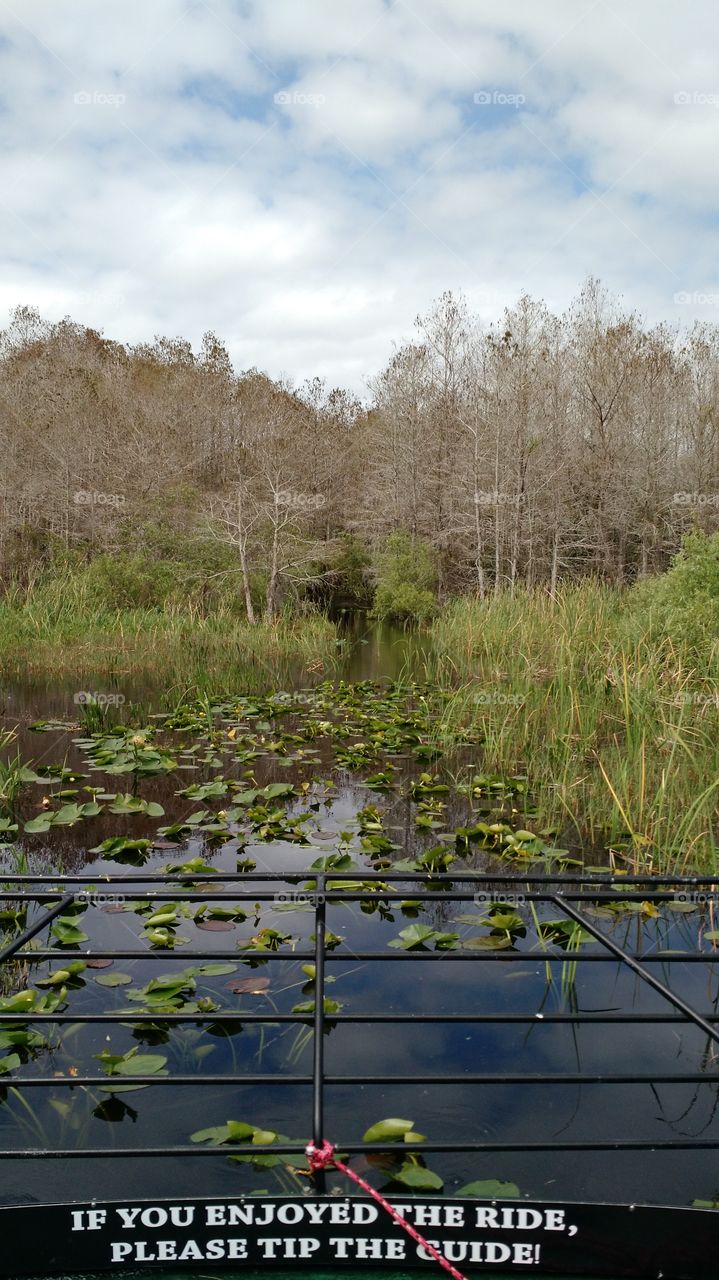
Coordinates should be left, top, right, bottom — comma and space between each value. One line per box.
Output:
266, 512, 280, 621
236, 490, 256, 623
550, 529, 560, 597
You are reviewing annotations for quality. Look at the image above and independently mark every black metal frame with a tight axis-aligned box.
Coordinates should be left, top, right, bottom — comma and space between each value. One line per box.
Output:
2, 868, 719, 1277
1, 868, 719, 1163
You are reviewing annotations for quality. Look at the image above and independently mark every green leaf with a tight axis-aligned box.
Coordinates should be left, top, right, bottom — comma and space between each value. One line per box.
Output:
51, 918, 89, 945
51, 803, 85, 826
263, 782, 295, 799
227, 1120, 257, 1141
0, 990, 36, 1012
458, 1179, 520, 1198
24, 814, 53, 834
145, 973, 196, 994
94, 972, 133, 987
251, 1128, 277, 1145
233, 789, 259, 805
291, 998, 342, 1015
146, 908, 179, 926
115, 1054, 167, 1076
392, 1164, 444, 1190
36, 962, 86, 987
165, 857, 217, 875
462, 934, 513, 950
89, 837, 152, 863
19, 766, 44, 782
482, 910, 524, 931
363, 1118, 415, 1143
388, 924, 437, 950
191, 1124, 233, 1145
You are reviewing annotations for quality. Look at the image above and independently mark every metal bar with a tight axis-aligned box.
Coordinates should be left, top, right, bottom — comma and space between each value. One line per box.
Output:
0, 1139, 718, 1158
3, 887, 718, 901
0, 1011, 718, 1024
549, 893, 719, 1047
0, 1013, 309, 1023
4, 1075, 312, 1086
4, 872, 719, 883
311, 874, 327, 1192
14, 948, 719, 962
310, 1070, 718, 1085
1, 869, 718, 1187
5, 1071, 718, 1086
0, 894, 75, 965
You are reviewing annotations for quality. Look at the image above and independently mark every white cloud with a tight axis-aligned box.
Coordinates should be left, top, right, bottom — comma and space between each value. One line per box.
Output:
1, 0, 719, 391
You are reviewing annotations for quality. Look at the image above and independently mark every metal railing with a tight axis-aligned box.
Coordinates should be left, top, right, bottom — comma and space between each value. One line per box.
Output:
1, 869, 718, 1171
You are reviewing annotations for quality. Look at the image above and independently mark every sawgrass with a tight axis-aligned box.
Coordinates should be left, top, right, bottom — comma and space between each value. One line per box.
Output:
426, 582, 719, 873
0, 575, 338, 690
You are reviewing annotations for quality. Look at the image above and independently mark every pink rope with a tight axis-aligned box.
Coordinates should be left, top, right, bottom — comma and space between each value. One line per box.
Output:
306, 1140, 469, 1280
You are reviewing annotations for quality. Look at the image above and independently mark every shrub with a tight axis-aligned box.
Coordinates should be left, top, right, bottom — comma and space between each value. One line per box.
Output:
635, 530, 719, 651
372, 531, 438, 622
83, 554, 177, 610
333, 533, 373, 604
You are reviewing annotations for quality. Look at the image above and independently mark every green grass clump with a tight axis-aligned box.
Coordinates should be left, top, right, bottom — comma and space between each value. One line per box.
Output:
0, 574, 338, 690
426, 580, 719, 873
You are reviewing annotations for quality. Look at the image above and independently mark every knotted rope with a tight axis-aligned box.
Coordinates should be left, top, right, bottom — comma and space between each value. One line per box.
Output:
306, 1139, 469, 1280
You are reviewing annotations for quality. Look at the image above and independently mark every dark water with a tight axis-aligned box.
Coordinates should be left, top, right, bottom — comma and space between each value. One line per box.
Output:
0, 621, 718, 1215
332, 613, 431, 684
0, 616, 420, 745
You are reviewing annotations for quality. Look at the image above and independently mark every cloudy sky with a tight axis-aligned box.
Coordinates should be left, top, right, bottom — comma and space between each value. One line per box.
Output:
1, 0, 717, 391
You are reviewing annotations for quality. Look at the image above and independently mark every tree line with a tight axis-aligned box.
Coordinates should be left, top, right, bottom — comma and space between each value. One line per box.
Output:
1, 278, 718, 619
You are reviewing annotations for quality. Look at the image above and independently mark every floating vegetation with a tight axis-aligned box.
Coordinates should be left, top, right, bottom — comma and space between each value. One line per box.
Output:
190, 1120, 296, 1170
1, 675, 718, 1210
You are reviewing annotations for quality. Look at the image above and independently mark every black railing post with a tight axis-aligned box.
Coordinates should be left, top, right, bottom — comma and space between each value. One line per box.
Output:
311, 874, 327, 1193
550, 893, 719, 1048
0, 893, 75, 965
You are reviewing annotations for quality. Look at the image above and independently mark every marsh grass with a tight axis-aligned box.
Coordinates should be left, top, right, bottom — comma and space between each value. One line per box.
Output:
0, 730, 29, 817
0, 575, 338, 689
426, 583, 719, 873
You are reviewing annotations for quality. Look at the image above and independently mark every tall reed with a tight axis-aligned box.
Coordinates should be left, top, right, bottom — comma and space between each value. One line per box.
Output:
426, 583, 719, 872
